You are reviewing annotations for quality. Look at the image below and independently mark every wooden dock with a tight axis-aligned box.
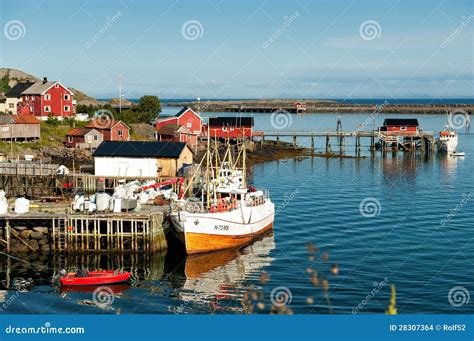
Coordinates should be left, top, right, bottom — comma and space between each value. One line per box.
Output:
258, 130, 437, 157
0, 206, 168, 254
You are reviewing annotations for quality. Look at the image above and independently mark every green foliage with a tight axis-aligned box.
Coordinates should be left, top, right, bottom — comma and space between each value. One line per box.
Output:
133, 95, 161, 123
0, 75, 10, 93
46, 114, 60, 126
76, 104, 97, 116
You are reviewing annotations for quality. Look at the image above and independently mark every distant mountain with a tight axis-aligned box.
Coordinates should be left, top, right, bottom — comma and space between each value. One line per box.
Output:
0, 68, 102, 106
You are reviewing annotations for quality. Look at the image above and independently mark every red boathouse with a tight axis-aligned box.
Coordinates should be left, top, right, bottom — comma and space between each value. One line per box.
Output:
206, 117, 254, 139
380, 118, 420, 136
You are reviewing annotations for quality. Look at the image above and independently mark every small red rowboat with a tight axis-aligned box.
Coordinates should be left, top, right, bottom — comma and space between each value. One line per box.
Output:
59, 270, 131, 286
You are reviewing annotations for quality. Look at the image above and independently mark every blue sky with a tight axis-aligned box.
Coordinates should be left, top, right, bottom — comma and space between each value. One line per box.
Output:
1, 0, 473, 99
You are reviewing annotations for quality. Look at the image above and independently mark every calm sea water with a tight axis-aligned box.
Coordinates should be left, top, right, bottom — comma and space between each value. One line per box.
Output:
1, 111, 472, 314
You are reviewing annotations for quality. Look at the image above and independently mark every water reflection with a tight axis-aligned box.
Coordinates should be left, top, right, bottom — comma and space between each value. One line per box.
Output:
0, 233, 275, 313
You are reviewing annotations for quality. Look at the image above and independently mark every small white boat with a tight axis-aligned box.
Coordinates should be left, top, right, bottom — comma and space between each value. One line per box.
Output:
450, 151, 465, 157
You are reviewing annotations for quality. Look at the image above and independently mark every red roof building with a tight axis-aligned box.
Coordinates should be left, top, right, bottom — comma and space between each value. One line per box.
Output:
85, 119, 130, 141
65, 128, 103, 149
155, 107, 202, 131
206, 117, 254, 139
19, 77, 75, 119
155, 124, 196, 144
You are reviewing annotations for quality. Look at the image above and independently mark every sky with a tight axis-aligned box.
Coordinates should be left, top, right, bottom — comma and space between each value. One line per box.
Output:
0, 0, 473, 99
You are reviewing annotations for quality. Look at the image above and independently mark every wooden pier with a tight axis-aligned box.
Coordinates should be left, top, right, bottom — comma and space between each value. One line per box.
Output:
0, 207, 168, 254
258, 130, 437, 157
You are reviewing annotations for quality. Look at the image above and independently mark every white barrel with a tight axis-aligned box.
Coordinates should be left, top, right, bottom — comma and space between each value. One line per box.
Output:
113, 198, 122, 212
0, 200, 8, 214
96, 193, 111, 211
14, 197, 30, 214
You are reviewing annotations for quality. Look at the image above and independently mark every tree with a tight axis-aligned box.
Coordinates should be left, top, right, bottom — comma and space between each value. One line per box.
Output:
135, 95, 161, 123
0, 75, 10, 93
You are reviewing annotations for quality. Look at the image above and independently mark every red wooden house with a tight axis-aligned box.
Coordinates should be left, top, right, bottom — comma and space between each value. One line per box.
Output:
19, 78, 75, 119
85, 119, 130, 141
206, 117, 254, 139
154, 107, 202, 144
65, 128, 103, 149
380, 119, 420, 136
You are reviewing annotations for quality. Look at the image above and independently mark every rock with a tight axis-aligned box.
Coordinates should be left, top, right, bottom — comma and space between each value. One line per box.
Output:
13, 226, 27, 231
30, 231, 44, 240
20, 230, 33, 239
15, 243, 30, 253
27, 239, 39, 251
40, 244, 50, 253
33, 227, 48, 234
38, 238, 49, 245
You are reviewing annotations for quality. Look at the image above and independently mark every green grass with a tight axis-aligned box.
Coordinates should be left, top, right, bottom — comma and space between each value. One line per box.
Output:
0, 122, 82, 155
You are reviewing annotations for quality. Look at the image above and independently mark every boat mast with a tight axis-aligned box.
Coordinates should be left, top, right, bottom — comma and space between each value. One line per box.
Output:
206, 123, 211, 209
242, 130, 247, 188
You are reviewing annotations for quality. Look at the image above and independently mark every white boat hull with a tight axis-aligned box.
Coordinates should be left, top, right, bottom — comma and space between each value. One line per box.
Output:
170, 200, 275, 254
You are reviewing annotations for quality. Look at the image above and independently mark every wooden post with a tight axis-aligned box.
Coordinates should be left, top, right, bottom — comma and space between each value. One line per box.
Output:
293, 134, 297, 147
326, 135, 330, 153
6, 220, 10, 253
311, 134, 314, 152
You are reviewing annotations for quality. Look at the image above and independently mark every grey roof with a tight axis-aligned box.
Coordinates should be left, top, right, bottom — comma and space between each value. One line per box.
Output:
383, 119, 419, 126
21, 81, 56, 95
93, 141, 187, 158
5, 82, 35, 98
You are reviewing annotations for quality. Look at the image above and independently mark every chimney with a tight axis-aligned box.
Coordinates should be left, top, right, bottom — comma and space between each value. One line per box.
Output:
42, 77, 47, 84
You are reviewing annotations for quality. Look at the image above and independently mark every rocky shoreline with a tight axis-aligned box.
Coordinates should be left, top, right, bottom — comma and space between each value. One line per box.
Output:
5, 226, 51, 253
167, 99, 474, 115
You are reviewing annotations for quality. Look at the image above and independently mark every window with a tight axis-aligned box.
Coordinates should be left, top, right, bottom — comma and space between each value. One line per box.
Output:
222, 126, 227, 132
44, 94, 51, 100
400, 126, 407, 131
68, 136, 73, 143
229, 126, 235, 131
31, 95, 35, 100
187, 122, 192, 128
93, 135, 98, 141
44, 106, 51, 112
55, 84, 59, 88
118, 130, 123, 136
8, 103, 14, 109
25, 96, 29, 100
64, 94, 70, 101
64, 105, 70, 112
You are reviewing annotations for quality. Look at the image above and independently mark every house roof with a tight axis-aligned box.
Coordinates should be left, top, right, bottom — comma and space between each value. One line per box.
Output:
208, 117, 254, 127
93, 141, 188, 158
156, 124, 181, 135
383, 118, 419, 126
5, 82, 35, 98
174, 107, 190, 117
85, 119, 130, 130
66, 128, 100, 136
21, 80, 73, 95
0, 115, 40, 125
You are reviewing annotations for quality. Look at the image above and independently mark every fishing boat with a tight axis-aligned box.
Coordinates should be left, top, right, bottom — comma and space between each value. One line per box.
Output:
59, 270, 131, 286
169, 132, 275, 254
437, 123, 458, 153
